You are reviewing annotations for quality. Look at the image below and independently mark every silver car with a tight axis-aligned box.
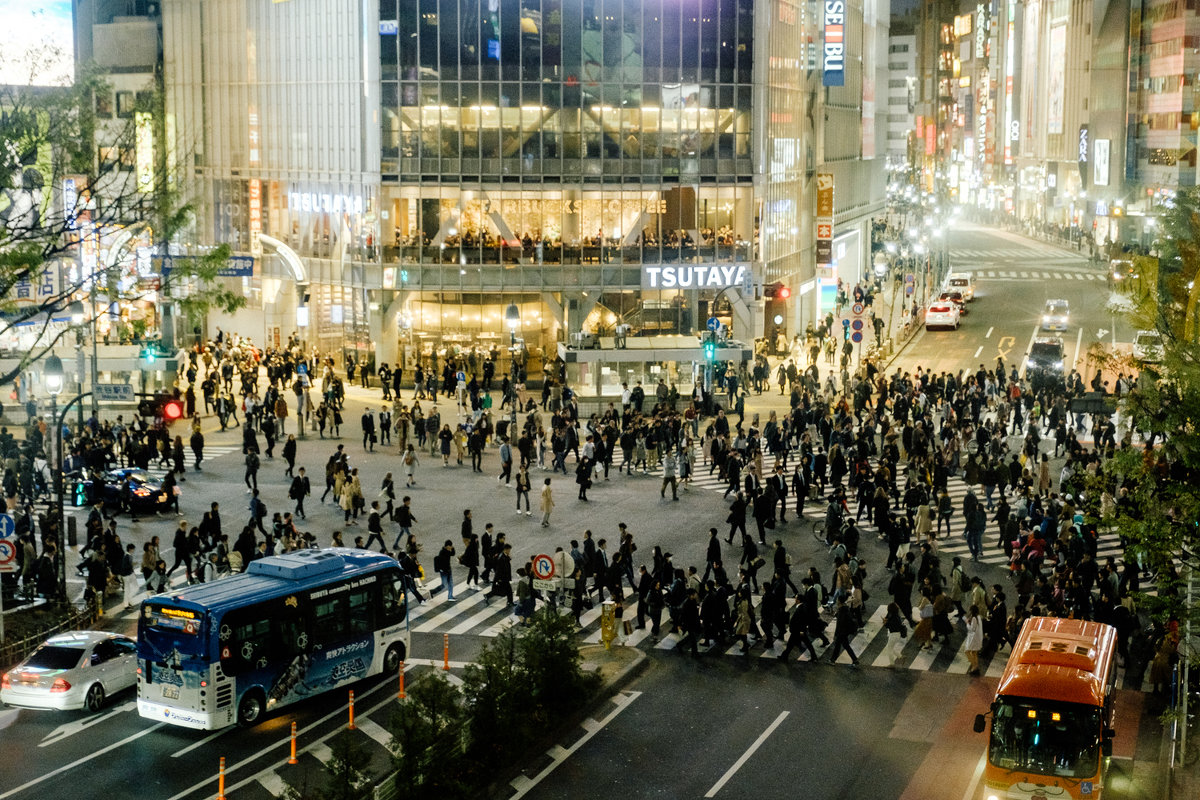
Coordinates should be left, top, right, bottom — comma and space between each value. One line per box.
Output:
1, 631, 138, 712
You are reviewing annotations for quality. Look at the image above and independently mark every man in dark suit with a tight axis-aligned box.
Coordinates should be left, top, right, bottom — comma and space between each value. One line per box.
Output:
361, 408, 376, 451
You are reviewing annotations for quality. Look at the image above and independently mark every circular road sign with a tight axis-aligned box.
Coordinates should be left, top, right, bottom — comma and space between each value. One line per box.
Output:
706, 316, 720, 332
851, 331, 863, 343
531, 553, 556, 580
851, 319, 864, 331
0, 539, 16, 565
851, 302, 865, 316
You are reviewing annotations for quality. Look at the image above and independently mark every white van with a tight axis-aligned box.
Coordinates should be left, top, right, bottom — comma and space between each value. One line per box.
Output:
945, 273, 976, 301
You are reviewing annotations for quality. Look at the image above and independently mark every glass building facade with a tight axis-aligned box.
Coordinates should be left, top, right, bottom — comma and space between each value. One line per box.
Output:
377, 0, 763, 370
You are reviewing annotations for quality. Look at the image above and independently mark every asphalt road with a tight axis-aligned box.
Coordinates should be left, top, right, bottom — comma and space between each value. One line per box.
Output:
0, 223, 1165, 800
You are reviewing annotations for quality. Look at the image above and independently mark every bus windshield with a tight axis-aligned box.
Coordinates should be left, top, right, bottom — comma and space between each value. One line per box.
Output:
139, 604, 210, 662
989, 697, 1102, 779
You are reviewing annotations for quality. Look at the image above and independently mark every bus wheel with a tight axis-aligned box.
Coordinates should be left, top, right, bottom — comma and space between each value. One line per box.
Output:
237, 690, 265, 726
384, 644, 406, 674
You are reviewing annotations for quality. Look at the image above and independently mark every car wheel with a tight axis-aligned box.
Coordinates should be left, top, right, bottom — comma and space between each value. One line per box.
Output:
237, 690, 266, 726
384, 643, 407, 674
85, 683, 106, 712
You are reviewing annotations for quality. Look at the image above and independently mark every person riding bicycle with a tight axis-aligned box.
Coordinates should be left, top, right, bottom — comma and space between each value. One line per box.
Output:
823, 497, 844, 546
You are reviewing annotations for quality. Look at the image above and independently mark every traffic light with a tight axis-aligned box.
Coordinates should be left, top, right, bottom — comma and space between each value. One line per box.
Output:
703, 332, 717, 362
142, 346, 156, 364
137, 393, 184, 421
777, 286, 791, 299
161, 397, 183, 421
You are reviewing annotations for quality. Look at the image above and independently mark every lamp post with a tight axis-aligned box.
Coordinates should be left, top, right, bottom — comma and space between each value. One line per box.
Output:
504, 302, 521, 380
505, 302, 521, 424
43, 354, 66, 603
69, 301, 85, 429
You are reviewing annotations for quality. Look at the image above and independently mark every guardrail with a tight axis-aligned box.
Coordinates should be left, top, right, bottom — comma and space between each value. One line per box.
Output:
0, 602, 98, 670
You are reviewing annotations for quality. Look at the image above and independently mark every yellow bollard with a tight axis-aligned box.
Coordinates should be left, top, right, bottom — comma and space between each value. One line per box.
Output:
287, 721, 298, 765
600, 600, 617, 650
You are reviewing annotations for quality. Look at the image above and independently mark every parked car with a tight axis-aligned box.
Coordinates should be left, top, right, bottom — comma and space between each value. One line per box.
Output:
1041, 299, 1070, 331
925, 301, 961, 330
1, 631, 138, 711
1132, 330, 1164, 363
78, 467, 175, 514
944, 272, 976, 301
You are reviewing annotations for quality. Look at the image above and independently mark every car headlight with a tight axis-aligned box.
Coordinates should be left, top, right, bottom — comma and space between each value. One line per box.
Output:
1054, 361, 1063, 368
1042, 316, 1050, 323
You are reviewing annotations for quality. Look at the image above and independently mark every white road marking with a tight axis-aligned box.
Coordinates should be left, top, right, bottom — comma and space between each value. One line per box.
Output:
1018, 325, 1041, 380
39, 701, 136, 747
170, 727, 227, 758
0, 723, 166, 799
704, 711, 790, 797
1072, 327, 1085, 373
985, 327, 993, 338
961, 752, 988, 800
508, 691, 642, 799
973, 346, 983, 359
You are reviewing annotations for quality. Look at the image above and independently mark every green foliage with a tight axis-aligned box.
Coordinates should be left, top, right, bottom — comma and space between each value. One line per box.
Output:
462, 607, 600, 772
316, 729, 375, 800
386, 607, 600, 797
389, 673, 470, 799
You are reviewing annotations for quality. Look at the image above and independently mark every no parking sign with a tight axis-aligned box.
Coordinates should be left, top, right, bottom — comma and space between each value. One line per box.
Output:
0, 514, 15, 574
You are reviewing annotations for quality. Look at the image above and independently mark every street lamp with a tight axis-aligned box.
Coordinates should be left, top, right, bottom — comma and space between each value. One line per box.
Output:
505, 301, 521, 376
44, 354, 67, 602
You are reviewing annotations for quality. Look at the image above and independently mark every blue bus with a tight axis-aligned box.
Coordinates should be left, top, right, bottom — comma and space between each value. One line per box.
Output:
136, 549, 411, 729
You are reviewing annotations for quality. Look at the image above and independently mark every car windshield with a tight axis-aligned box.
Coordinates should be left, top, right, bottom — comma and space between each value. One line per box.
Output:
1030, 343, 1061, 360
989, 698, 1103, 779
950, 279, 968, 287
1046, 303, 1068, 316
25, 644, 86, 670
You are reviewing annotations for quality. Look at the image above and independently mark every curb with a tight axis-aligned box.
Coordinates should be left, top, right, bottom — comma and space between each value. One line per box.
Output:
580, 643, 650, 700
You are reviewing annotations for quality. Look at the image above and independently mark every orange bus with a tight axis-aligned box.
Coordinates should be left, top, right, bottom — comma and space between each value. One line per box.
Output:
973, 616, 1118, 800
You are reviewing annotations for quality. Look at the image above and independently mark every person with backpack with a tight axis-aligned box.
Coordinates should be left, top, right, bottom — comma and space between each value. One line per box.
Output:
949, 555, 969, 618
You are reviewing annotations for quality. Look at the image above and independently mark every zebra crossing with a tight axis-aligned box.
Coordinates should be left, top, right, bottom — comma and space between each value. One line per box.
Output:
960, 268, 1103, 282
401, 577, 1149, 686
135, 443, 244, 476
950, 246, 1085, 260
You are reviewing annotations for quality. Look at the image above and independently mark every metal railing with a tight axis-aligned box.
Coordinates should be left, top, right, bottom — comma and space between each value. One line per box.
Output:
0, 602, 97, 669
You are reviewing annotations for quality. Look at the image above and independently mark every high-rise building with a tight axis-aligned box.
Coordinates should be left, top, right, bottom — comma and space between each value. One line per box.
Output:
159, 0, 885, 385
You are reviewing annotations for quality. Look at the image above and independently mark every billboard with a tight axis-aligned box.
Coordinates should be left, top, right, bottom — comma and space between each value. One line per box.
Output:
1047, 25, 1066, 135
0, 1, 74, 86
823, 1, 846, 87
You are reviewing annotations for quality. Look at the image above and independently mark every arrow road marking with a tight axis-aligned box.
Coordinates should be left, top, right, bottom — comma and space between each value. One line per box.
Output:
39, 700, 136, 747
996, 335, 1016, 360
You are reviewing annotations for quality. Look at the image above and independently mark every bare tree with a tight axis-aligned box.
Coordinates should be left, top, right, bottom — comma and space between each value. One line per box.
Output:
0, 46, 244, 388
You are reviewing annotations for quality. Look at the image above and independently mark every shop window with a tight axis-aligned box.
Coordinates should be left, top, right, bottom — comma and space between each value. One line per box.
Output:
95, 89, 113, 118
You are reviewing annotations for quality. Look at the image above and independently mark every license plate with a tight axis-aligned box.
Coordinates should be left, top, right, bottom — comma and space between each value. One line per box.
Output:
163, 686, 180, 699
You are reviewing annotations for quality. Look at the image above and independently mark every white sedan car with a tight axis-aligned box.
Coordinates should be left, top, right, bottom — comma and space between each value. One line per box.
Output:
1, 631, 138, 712
925, 301, 961, 330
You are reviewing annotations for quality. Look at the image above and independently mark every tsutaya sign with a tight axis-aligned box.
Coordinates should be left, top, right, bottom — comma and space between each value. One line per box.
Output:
642, 264, 748, 290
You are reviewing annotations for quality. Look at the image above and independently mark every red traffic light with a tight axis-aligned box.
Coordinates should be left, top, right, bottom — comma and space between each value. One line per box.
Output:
161, 398, 183, 421
778, 286, 792, 299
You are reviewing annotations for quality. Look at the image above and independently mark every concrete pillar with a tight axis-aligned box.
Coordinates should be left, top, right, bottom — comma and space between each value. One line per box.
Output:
376, 291, 400, 370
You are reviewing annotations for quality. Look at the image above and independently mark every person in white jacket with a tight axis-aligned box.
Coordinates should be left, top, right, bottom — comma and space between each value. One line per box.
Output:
964, 604, 984, 676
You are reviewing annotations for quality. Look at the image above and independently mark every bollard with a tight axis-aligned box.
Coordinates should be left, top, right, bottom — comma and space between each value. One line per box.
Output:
443, 633, 450, 671
217, 756, 227, 800
398, 661, 406, 700
287, 721, 298, 765
348, 689, 356, 730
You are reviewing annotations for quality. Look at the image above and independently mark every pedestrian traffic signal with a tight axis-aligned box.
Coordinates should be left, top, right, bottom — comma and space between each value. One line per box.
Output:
703, 334, 717, 362
142, 347, 156, 363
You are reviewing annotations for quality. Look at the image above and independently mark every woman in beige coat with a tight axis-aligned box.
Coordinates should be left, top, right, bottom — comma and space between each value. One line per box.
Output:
540, 478, 555, 528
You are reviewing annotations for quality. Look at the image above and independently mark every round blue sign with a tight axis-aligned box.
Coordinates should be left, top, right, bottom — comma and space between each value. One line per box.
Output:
706, 317, 720, 332
851, 331, 863, 343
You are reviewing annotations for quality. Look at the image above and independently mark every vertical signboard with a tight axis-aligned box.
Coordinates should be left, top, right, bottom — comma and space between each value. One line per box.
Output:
822, 1, 846, 87
1047, 24, 1066, 135
248, 104, 262, 258
135, 111, 154, 194
1078, 124, 1089, 187
815, 172, 834, 266
1093, 139, 1110, 186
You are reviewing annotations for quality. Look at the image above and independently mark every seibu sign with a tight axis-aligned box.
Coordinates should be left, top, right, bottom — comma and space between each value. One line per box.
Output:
643, 264, 749, 290
823, 1, 846, 87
